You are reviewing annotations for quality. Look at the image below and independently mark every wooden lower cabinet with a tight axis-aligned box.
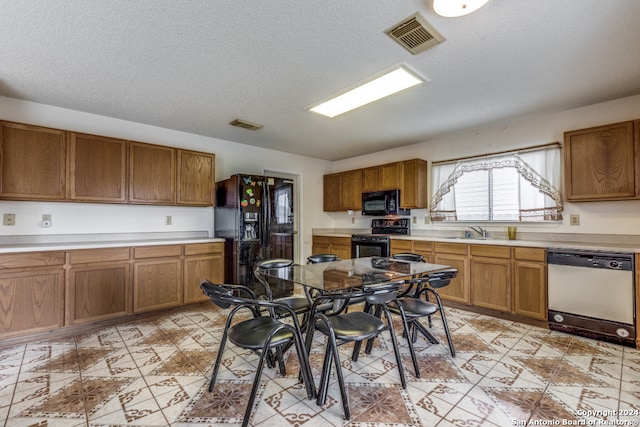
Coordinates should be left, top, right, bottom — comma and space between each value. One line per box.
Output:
184, 243, 224, 304
133, 246, 183, 313
513, 247, 547, 320
66, 247, 131, 325
312, 236, 351, 259
390, 239, 413, 256
0, 251, 66, 337
470, 245, 512, 312
433, 243, 470, 304
0, 268, 65, 336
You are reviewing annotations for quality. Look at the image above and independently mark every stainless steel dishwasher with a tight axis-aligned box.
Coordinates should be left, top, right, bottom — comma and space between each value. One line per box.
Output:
547, 248, 635, 347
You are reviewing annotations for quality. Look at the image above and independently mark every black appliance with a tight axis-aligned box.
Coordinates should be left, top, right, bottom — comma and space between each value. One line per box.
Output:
361, 189, 409, 216
214, 174, 294, 296
351, 218, 410, 258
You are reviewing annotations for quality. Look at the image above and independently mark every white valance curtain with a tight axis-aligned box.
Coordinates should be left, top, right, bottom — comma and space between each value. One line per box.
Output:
430, 144, 563, 222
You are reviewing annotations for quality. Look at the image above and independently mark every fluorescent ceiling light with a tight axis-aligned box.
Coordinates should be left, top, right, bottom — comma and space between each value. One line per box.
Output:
308, 66, 424, 118
433, 0, 490, 17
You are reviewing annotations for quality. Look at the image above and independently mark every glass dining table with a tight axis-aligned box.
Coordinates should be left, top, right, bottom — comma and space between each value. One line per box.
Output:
259, 256, 453, 293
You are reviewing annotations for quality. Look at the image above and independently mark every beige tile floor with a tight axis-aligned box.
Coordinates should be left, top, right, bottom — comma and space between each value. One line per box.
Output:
1, 304, 639, 426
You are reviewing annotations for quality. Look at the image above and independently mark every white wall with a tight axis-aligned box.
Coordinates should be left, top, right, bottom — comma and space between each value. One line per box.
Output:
0, 96, 334, 261
330, 93, 640, 237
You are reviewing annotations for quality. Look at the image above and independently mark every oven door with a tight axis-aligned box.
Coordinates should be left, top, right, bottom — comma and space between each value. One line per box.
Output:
351, 236, 390, 258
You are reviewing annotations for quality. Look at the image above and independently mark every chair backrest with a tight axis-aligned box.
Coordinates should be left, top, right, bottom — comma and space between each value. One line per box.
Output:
392, 253, 425, 263
306, 254, 338, 264
257, 258, 294, 270
200, 280, 257, 309
362, 280, 405, 304
425, 268, 458, 288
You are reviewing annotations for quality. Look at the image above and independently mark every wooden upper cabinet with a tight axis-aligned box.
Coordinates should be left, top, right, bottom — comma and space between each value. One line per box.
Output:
177, 149, 214, 206
564, 120, 639, 201
68, 132, 127, 203
129, 142, 176, 204
341, 169, 363, 210
362, 166, 381, 192
400, 159, 428, 208
323, 173, 342, 211
380, 162, 402, 190
0, 122, 66, 200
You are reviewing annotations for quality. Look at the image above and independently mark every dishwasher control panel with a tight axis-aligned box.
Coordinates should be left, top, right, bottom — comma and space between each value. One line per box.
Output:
547, 249, 633, 271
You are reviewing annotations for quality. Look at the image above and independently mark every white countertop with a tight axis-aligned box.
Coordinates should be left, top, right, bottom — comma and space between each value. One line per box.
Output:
0, 231, 225, 254
313, 230, 640, 253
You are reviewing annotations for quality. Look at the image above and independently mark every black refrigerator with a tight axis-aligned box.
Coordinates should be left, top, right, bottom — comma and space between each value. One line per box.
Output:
214, 174, 294, 296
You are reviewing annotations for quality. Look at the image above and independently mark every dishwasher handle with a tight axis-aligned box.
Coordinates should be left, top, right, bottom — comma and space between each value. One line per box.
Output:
547, 249, 634, 271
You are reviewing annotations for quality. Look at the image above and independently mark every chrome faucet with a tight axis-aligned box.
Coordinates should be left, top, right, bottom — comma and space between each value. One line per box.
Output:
468, 226, 488, 238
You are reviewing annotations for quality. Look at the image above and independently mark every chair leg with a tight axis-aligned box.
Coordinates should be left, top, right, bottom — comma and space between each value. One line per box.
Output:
432, 291, 456, 357
382, 306, 406, 389
241, 341, 271, 427
403, 318, 421, 378
209, 331, 229, 392
290, 328, 316, 400
316, 340, 334, 406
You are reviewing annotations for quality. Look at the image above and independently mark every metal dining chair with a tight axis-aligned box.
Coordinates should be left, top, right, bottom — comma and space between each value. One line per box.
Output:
387, 269, 458, 376
200, 280, 315, 427
255, 258, 312, 319
304, 280, 407, 420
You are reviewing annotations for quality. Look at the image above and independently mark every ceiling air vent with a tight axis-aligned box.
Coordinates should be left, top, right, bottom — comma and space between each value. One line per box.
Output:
385, 12, 445, 55
229, 119, 263, 131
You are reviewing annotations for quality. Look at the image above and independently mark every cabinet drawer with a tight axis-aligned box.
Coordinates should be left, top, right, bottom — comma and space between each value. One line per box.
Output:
434, 242, 468, 255
313, 236, 331, 245
329, 237, 351, 246
184, 242, 223, 256
391, 239, 413, 251
413, 241, 434, 252
68, 247, 130, 264
470, 245, 511, 259
134, 245, 182, 259
514, 247, 546, 262
0, 251, 66, 269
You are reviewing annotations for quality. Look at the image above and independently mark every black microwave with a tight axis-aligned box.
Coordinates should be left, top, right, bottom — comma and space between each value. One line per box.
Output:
361, 189, 410, 216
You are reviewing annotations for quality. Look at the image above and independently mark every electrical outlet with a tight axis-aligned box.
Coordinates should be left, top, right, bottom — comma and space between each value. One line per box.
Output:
42, 214, 52, 228
165, 215, 172, 225
3, 213, 15, 226
569, 214, 580, 226
412, 216, 417, 224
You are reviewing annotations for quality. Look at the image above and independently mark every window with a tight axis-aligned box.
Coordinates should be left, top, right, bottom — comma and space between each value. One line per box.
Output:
431, 144, 562, 222
275, 185, 293, 224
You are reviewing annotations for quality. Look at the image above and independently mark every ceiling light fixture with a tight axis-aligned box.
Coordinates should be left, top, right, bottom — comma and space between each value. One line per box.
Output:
307, 66, 424, 118
433, 0, 490, 17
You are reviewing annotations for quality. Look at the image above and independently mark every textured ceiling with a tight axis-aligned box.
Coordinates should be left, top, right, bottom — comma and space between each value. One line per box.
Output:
2, 0, 640, 161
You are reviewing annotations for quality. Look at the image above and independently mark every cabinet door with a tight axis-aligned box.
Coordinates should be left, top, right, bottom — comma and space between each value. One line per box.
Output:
564, 121, 637, 201
133, 258, 182, 312
312, 236, 332, 256
380, 162, 401, 190
341, 169, 363, 210
400, 159, 428, 208
513, 260, 546, 320
0, 269, 64, 336
323, 173, 342, 211
67, 262, 130, 324
390, 239, 413, 256
177, 150, 214, 206
471, 257, 511, 312
184, 253, 223, 304
362, 166, 381, 192
330, 237, 352, 260
68, 132, 127, 202
413, 240, 434, 263
433, 253, 469, 304
0, 121, 66, 200
129, 142, 176, 204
